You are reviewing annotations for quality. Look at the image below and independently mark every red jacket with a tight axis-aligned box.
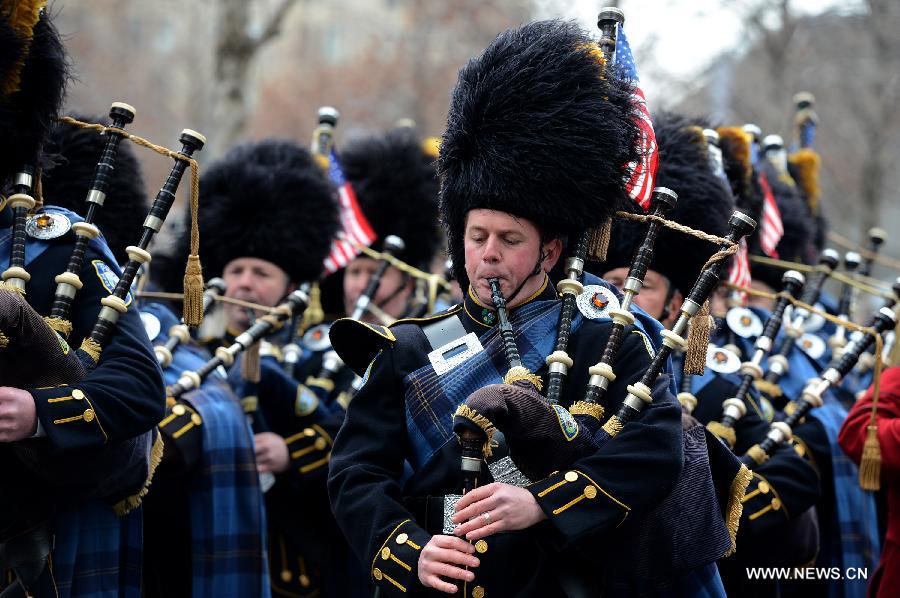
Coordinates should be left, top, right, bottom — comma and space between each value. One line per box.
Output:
840, 366, 900, 597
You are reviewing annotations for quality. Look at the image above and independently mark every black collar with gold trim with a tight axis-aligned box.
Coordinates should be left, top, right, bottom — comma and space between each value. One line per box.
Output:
462, 275, 555, 329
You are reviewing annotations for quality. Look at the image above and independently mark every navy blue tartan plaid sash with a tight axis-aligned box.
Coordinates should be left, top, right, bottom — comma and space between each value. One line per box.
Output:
403, 299, 572, 472
812, 399, 880, 598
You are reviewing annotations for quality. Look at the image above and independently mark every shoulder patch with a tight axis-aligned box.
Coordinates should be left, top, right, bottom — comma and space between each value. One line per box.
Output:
91, 260, 133, 306
631, 329, 656, 358
576, 285, 619, 320
26, 211, 71, 240
295, 384, 320, 416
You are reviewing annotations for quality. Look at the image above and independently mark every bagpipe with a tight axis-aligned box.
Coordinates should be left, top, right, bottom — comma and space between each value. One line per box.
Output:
153, 277, 225, 368
702, 270, 805, 449
0, 105, 204, 536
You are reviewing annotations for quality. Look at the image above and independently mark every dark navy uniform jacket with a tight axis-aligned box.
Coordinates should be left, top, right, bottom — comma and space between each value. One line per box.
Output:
328, 281, 684, 597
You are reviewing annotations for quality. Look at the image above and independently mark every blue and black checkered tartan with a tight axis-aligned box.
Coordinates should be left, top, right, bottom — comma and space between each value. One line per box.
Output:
403, 298, 570, 472
813, 398, 880, 598
48, 501, 143, 597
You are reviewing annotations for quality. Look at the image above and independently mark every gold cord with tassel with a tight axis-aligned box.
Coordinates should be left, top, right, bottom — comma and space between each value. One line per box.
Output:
586, 217, 612, 261
859, 338, 884, 491
182, 159, 204, 326
684, 300, 712, 375
241, 340, 262, 384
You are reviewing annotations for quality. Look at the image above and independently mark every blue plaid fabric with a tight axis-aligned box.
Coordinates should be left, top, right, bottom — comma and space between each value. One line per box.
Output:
403, 298, 568, 471
48, 502, 143, 597
812, 398, 880, 598
183, 378, 271, 598
144, 303, 270, 597
608, 561, 726, 597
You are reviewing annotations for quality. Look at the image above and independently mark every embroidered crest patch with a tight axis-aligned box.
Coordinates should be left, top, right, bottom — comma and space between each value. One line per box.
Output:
552, 404, 580, 441
92, 260, 133, 306
295, 385, 320, 416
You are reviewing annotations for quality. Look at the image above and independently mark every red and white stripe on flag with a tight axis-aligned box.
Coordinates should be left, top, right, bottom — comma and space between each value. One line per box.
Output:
322, 182, 377, 275
727, 238, 752, 289
624, 87, 658, 211
757, 171, 783, 258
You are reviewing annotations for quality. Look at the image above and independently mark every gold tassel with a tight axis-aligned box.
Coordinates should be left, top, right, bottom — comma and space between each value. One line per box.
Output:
723, 464, 753, 557
79, 337, 103, 364
753, 379, 783, 399
299, 282, 324, 336
601, 415, 624, 437
684, 300, 712, 375
44, 316, 73, 338
0, 281, 26, 296
503, 365, 543, 391
114, 432, 165, 515
706, 421, 737, 448
182, 254, 204, 326
586, 217, 612, 261
859, 424, 881, 491
453, 404, 496, 458
569, 400, 605, 421
242, 340, 262, 383
745, 444, 769, 466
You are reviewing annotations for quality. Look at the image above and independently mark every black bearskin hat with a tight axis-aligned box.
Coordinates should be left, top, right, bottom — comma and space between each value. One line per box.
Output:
601, 113, 735, 295
339, 127, 440, 269
41, 114, 147, 264
157, 139, 339, 291
0, 1, 67, 186
438, 20, 640, 286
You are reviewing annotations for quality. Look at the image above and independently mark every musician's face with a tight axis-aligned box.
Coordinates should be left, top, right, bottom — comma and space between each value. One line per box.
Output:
464, 209, 562, 307
747, 278, 776, 311
222, 257, 295, 331
343, 257, 413, 323
603, 267, 682, 326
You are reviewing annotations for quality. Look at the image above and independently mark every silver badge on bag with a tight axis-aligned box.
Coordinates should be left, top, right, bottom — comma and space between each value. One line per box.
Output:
25, 212, 71, 240
706, 345, 741, 374
577, 285, 620, 320
797, 333, 826, 360
726, 307, 763, 338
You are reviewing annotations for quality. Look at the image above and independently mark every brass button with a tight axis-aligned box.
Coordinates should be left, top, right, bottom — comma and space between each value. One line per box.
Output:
584, 486, 597, 499
771, 497, 782, 510
83, 409, 95, 423
758, 481, 770, 494
191, 413, 202, 425
381, 547, 391, 560
473, 585, 485, 598
172, 404, 186, 416
564, 471, 578, 482
280, 570, 292, 583
72, 389, 85, 400
303, 428, 316, 437
373, 567, 383, 581
299, 574, 310, 587
475, 539, 488, 554
395, 533, 409, 545
314, 437, 327, 450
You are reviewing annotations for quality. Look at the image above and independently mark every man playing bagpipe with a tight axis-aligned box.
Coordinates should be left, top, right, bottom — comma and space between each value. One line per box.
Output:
157, 138, 357, 596
0, 2, 166, 595
293, 126, 443, 412
327, 19, 741, 597
40, 116, 271, 597
602, 112, 821, 597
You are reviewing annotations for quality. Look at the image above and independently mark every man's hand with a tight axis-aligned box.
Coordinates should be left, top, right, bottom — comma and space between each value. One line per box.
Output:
452, 482, 547, 541
254, 432, 290, 473
0, 387, 38, 442
417, 534, 479, 594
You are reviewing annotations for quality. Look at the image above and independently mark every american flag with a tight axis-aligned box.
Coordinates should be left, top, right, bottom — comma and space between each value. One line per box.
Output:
322, 150, 377, 274
727, 238, 752, 289
757, 171, 784, 258
615, 27, 658, 211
